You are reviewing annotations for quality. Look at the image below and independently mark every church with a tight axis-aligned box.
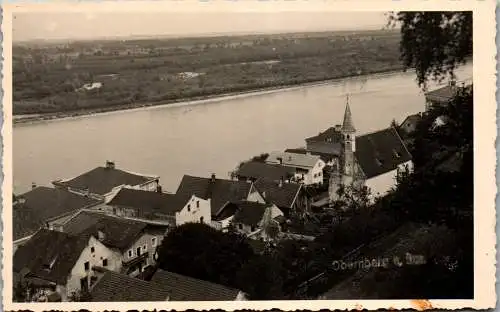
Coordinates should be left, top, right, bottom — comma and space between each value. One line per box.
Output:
305, 98, 414, 202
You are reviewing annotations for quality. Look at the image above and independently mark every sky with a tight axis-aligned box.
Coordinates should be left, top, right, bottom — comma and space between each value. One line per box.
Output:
13, 11, 389, 42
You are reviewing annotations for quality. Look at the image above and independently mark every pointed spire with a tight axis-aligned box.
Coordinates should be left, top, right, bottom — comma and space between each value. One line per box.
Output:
341, 94, 356, 133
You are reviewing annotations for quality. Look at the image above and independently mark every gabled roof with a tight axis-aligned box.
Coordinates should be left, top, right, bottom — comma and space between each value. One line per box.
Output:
424, 84, 463, 103
253, 178, 302, 209
400, 113, 422, 127
13, 186, 101, 240
305, 127, 344, 144
90, 271, 170, 302
237, 161, 296, 182
285, 148, 339, 162
222, 201, 272, 227
175, 175, 253, 215
13, 229, 88, 285
355, 127, 412, 179
266, 151, 322, 169
53, 166, 157, 195
107, 188, 187, 216
63, 211, 147, 251
150, 269, 243, 301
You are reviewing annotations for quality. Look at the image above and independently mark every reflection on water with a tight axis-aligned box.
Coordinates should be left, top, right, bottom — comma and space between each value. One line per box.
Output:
13, 64, 472, 194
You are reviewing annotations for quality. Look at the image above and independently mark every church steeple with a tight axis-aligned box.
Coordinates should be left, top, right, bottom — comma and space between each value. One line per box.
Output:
341, 95, 356, 133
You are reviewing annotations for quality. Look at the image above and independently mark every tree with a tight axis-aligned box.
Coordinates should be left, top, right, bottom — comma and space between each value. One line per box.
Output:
236, 254, 285, 300
156, 223, 254, 288
387, 11, 472, 88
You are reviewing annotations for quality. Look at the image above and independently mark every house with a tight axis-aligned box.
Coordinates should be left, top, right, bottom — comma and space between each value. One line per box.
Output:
150, 269, 247, 301
321, 100, 413, 202
213, 200, 284, 239
175, 174, 265, 222
52, 161, 160, 201
400, 113, 423, 136
60, 211, 166, 277
89, 270, 170, 302
424, 80, 465, 111
235, 161, 296, 183
105, 187, 211, 227
304, 125, 344, 158
265, 151, 326, 185
13, 229, 120, 302
253, 178, 308, 217
285, 148, 338, 168
13, 186, 101, 251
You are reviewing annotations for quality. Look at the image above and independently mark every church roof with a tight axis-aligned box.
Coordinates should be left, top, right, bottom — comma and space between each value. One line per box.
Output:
341, 102, 356, 133
355, 127, 412, 179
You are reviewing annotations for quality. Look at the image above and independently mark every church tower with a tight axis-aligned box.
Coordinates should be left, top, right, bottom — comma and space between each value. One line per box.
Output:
340, 95, 356, 185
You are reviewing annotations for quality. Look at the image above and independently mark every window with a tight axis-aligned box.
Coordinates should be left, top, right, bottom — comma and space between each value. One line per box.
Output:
84, 261, 90, 271
143, 245, 147, 252
238, 224, 243, 230
128, 250, 133, 257
152, 237, 157, 247
251, 226, 256, 232
187, 204, 191, 212
137, 247, 141, 256
200, 216, 204, 224
196, 201, 200, 208
90, 247, 95, 253
102, 258, 108, 267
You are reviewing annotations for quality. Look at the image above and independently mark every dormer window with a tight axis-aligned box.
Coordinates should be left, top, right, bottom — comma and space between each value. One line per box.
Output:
393, 150, 402, 158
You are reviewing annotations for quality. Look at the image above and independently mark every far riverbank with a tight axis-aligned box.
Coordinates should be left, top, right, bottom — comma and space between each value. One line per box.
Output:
14, 67, 409, 126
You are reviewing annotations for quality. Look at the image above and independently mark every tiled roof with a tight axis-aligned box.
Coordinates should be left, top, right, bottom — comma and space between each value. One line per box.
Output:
63, 211, 147, 251
424, 84, 460, 103
305, 127, 344, 144
53, 166, 157, 195
285, 148, 339, 162
13, 187, 101, 240
107, 188, 187, 216
253, 178, 302, 209
400, 113, 422, 127
13, 229, 88, 285
266, 151, 321, 169
150, 269, 242, 301
175, 175, 253, 215
90, 271, 170, 302
355, 127, 412, 179
226, 201, 272, 227
237, 161, 296, 182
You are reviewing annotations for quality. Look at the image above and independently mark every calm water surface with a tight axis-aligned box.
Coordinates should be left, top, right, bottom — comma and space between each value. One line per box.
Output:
13, 64, 472, 194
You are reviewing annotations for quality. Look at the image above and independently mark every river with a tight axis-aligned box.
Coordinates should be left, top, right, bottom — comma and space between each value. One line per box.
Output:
13, 63, 472, 194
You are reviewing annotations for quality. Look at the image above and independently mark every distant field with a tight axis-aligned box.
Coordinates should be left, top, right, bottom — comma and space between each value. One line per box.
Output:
13, 29, 403, 116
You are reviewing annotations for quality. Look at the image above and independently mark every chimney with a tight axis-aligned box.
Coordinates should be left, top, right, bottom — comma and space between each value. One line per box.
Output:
210, 173, 216, 182
31, 182, 37, 189
156, 185, 163, 193
105, 160, 115, 169
277, 157, 283, 165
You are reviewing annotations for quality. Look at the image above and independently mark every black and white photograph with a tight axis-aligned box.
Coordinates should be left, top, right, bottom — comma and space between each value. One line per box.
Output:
3, 1, 496, 310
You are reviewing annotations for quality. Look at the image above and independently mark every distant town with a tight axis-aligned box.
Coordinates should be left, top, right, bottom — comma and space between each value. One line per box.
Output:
13, 81, 470, 302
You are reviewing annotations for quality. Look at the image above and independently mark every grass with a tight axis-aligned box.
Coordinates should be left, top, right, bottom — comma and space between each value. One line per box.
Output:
14, 29, 403, 118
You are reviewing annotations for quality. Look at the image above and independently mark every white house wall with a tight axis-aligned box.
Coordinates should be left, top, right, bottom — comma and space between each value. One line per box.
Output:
175, 196, 211, 226
123, 232, 161, 275
66, 236, 122, 298
247, 190, 265, 203
365, 160, 413, 199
